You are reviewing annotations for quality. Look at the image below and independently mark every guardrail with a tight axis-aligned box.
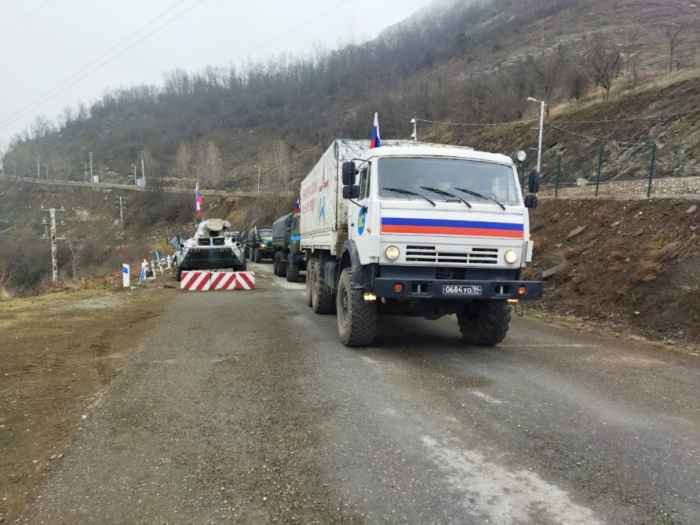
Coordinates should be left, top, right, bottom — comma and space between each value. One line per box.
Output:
0, 175, 270, 198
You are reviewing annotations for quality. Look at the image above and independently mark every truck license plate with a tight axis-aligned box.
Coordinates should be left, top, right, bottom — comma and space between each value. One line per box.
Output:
443, 285, 482, 296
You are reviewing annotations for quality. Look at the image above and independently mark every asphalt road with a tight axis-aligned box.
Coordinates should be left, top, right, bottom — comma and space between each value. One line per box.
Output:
24, 263, 700, 524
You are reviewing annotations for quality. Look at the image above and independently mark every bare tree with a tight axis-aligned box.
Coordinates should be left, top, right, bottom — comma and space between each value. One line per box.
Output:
259, 140, 296, 217
0, 260, 13, 300
668, 25, 685, 74
587, 33, 622, 100
526, 45, 567, 101
67, 239, 82, 279
173, 142, 193, 186
197, 141, 223, 194
621, 28, 642, 83
0, 139, 6, 175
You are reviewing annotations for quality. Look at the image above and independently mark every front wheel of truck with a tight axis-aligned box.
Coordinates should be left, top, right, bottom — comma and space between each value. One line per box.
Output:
286, 253, 299, 282
337, 268, 377, 347
457, 300, 511, 346
254, 249, 262, 263
273, 252, 282, 276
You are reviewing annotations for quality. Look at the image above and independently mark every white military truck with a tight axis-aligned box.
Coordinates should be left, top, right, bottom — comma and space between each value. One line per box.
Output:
300, 139, 542, 347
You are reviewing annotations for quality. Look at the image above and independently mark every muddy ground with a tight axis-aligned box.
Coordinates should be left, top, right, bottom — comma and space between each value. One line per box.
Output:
0, 282, 176, 523
525, 197, 700, 348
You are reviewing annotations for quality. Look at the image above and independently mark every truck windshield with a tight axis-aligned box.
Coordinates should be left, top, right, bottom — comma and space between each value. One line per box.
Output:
259, 229, 272, 237
378, 157, 521, 206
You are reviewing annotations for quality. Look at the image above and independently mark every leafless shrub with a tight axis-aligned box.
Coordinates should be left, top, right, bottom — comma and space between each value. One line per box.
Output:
0, 260, 14, 300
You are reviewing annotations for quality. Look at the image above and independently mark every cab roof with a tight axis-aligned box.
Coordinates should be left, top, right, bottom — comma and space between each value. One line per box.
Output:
361, 146, 514, 166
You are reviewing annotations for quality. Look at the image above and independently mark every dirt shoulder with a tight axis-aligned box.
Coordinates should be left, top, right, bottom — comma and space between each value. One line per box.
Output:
524, 197, 700, 350
0, 282, 176, 523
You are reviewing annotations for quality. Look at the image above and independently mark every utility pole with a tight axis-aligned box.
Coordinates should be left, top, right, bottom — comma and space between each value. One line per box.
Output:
131, 164, 137, 184
254, 165, 261, 192
141, 154, 146, 185
115, 196, 127, 247
528, 97, 546, 173
37, 156, 41, 179
195, 166, 200, 185
411, 118, 418, 142
89, 152, 94, 182
40, 207, 66, 282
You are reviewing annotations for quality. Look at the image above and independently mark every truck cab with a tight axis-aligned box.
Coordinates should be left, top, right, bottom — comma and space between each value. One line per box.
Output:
246, 227, 274, 263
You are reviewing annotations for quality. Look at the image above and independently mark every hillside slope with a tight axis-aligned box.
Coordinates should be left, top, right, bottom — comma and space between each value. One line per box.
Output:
4, 0, 699, 192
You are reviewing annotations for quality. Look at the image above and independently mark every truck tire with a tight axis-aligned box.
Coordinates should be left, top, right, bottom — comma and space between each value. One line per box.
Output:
273, 252, 280, 275
278, 254, 287, 278
457, 300, 511, 346
254, 249, 262, 263
306, 260, 315, 307
286, 253, 299, 282
313, 263, 335, 315
337, 268, 377, 347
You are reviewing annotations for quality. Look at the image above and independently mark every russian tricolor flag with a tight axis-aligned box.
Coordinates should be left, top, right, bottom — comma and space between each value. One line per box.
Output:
370, 113, 381, 149
195, 184, 203, 217
294, 201, 301, 214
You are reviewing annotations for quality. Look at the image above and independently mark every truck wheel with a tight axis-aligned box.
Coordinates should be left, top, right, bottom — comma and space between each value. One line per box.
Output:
337, 268, 377, 347
457, 300, 511, 346
313, 263, 335, 315
273, 252, 280, 275
278, 254, 288, 278
306, 260, 315, 307
286, 254, 299, 282
254, 249, 262, 263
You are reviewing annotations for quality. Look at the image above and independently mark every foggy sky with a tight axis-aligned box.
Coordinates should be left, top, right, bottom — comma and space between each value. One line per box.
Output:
0, 0, 436, 145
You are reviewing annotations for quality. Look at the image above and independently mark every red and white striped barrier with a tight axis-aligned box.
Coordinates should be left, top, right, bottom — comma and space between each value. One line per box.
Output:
180, 271, 256, 291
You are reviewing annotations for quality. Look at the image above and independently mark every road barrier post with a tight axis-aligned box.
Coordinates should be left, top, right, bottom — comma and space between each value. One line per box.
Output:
555, 155, 561, 199
595, 146, 604, 197
122, 264, 130, 288
647, 143, 657, 198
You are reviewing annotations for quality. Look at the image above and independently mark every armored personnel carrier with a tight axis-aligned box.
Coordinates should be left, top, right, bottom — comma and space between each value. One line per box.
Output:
176, 219, 246, 281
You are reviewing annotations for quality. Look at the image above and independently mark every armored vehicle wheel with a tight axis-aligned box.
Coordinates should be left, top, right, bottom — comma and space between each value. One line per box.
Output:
233, 264, 247, 272
313, 263, 335, 315
176, 268, 182, 282
337, 268, 377, 347
457, 300, 511, 346
278, 254, 288, 278
286, 253, 299, 282
306, 260, 315, 307
254, 249, 262, 263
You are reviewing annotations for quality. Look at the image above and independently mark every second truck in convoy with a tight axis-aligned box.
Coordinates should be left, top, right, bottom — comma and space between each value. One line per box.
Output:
272, 212, 306, 282
294, 139, 542, 347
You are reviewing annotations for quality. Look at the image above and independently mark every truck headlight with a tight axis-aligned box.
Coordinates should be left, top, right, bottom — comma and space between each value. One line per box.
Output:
385, 246, 400, 261
504, 250, 519, 265
259, 243, 266, 248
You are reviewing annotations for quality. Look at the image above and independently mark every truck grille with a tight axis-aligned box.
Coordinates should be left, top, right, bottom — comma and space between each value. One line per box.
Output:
405, 246, 499, 265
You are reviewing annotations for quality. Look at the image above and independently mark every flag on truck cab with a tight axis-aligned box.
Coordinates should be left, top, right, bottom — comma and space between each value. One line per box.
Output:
294, 201, 300, 214
195, 184, 203, 217
370, 113, 381, 149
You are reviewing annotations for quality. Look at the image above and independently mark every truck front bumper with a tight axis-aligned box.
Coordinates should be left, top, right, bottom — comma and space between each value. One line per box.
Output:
372, 278, 542, 301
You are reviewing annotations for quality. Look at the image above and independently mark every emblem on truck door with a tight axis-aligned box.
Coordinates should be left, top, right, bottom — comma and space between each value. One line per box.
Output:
358, 208, 366, 235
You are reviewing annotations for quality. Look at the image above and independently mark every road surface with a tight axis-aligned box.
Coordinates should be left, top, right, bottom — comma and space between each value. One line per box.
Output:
24, 263, 700, 524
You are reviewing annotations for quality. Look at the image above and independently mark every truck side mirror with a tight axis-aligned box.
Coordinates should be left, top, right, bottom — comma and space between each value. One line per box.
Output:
342, 162, 358, 186
528, 170, 541, 194
343, 185, 360, 200
525, 195, 538, 209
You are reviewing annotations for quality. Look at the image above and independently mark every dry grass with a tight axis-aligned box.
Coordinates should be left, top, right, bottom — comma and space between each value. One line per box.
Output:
634, 260, 663, 283
609, 251, 624, 264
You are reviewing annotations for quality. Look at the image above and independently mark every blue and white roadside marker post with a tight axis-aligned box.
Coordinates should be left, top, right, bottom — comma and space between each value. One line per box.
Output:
139, 260, 147, 282
122, 264, 130, 289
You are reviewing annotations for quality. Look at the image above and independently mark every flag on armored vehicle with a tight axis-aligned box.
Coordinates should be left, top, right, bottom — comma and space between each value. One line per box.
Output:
370, 113, 381, 149
195, 184, 203, 217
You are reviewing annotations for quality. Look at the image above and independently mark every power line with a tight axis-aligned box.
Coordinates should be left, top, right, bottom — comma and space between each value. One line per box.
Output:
0, 0, 207, 133
0, 0, 54, 38
414, 117, 538, 127
0, 0, 194, 128
552, 108, 700, 125
545, 120, 650, 145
